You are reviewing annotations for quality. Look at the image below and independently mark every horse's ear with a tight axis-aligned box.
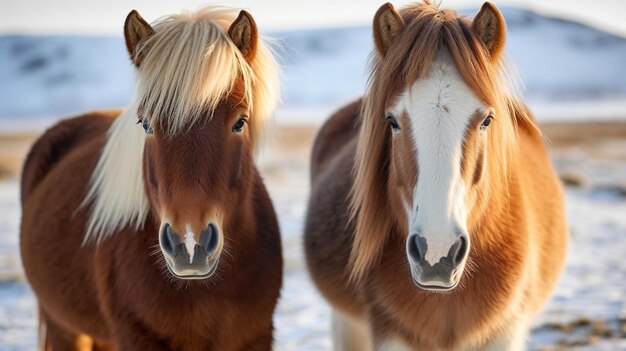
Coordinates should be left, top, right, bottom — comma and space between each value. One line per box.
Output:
472, 2, 506, 61
228, 10, 258, 61
373, 3, 405, 57
124, 10, 155, 67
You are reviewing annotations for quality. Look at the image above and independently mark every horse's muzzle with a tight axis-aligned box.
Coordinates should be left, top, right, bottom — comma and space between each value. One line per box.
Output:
406, 232, 469, 291
159, 223, 220, 280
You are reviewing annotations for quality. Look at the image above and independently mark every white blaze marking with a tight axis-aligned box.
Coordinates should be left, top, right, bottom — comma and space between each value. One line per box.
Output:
184, 224, 197, 264
391, 50, 482, 265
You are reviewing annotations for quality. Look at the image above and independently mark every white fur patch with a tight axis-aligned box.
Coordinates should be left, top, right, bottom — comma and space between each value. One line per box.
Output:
391, 50, 484, 263
184, 224, 197, 264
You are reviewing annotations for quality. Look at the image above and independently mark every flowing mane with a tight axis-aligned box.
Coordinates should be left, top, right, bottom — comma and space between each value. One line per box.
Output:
82, 6, 280, 243
348, 1, 536, 279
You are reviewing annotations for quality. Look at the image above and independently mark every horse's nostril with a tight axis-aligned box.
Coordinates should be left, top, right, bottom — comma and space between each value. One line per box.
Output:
199, 223, 219, 255
407, 234, 427, 264
452, 235, 468, 265
160, 223, 180, 257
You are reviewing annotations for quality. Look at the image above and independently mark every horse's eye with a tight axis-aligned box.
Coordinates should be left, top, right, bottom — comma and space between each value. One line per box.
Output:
386, 114, 401, 131
480, 115, 493, 130
232, 116, 247, 133
141, 118, 153, 135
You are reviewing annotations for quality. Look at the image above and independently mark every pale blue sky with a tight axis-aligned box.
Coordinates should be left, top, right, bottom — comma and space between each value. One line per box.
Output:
2, 0, 626, 36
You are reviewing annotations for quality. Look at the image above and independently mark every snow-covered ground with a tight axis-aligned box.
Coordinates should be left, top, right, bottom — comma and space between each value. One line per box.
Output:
1, 133, 625, 350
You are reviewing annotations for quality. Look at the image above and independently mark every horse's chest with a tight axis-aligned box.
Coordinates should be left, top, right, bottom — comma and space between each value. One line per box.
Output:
369, 271, 504, 349
372, 297, 472, 349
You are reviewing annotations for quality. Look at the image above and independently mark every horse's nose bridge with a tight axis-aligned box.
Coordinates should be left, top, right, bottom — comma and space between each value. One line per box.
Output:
161, 196, 217, 234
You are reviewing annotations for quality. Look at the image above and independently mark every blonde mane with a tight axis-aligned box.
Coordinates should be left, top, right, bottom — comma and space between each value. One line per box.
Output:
348, 1, 536, 280
82, 7, 279, 243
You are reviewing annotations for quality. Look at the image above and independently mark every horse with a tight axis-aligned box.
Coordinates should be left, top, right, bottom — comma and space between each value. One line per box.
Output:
304, 2, 568, 350
20, 7, 282, 350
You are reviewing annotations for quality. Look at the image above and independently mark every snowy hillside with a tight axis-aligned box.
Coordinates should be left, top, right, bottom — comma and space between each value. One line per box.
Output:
1, 7, 626, 127
0, 36, 133, 120
278, 7, 626, 108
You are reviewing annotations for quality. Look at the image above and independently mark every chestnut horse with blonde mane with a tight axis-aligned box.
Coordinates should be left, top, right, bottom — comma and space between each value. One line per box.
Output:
305, 2, 567, 350
21, 7, 282, 350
